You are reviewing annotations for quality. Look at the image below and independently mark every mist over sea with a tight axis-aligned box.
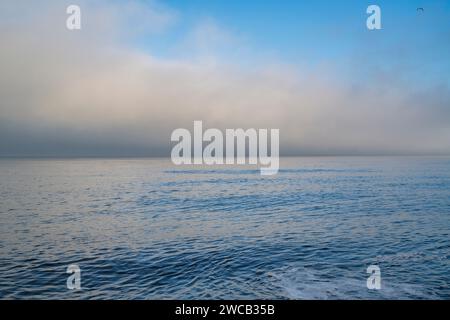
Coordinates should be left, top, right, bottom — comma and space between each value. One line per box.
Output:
0, 157, 449, 299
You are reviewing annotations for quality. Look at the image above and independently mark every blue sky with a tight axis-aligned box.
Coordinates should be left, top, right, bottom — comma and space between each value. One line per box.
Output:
144, 1, 450, 57
138, 0, 450, 86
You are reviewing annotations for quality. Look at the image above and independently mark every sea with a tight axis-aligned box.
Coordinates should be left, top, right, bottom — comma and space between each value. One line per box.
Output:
0, 157, 449, 299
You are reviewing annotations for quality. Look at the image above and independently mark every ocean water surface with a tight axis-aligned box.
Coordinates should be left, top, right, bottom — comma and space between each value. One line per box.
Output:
0, 157, 449, 299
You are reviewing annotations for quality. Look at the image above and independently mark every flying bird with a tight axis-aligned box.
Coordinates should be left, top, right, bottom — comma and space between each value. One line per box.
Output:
417, 7, 424, 12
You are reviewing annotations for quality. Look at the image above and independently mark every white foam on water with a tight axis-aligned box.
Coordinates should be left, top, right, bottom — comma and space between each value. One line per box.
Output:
268, 265, 436, 300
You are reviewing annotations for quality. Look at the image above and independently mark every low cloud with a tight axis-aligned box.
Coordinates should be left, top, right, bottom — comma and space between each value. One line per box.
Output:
0, 1, 449, 156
